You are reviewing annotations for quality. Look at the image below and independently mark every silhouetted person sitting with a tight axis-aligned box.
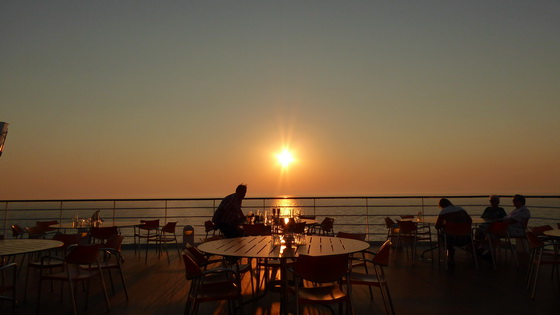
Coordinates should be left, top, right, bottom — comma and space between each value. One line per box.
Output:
435, 198, 472, 267
212, 184, 247, 238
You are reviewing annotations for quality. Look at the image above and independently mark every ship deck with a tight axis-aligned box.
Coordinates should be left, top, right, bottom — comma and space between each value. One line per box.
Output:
2, 241, 558, 315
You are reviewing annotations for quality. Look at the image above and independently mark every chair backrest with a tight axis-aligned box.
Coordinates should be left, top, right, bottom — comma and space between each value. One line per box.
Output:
161, 222, 177, 234
52, 233, 82, 249
204, 220, 216, 233
293, 253, 349, 283
372, 240, 392, 266
396, 220, 417, 234
321, 217, 335, 232
525, 230, 545, 249
65, 244, 102, 265
185, 245, 208, 266
486, 221, 511, 236
182, 250, 204, 280
91, 226, 119, 241
292, 222, 307, 234
26, 226, 46, 239
36, 220, 58, 232
384, 217, 396, 228
140, 219, 159, 230
443, 222, 472, 236
11, 224, 25, 238
528, 225, 553, 237
103, 235, 125, 252
243, 223, 266, 236
336, 231, 366, 241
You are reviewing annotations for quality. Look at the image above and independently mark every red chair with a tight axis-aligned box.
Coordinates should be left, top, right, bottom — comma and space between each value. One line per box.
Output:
37, 244, 110, 314
440, 222, 478, 270
394, 220, 432, 264
348, 240, 395, 315
82, 235, 129, 300
182, 250, 242, 315
152, 222, 181, 263
24, 233, 82, 302
474, 221, 518, 270
0, 263, 17, 314
525, 230, 560, 299
91, 226, 119, 244
134, 219, 160, 263
291, 253, 352, 315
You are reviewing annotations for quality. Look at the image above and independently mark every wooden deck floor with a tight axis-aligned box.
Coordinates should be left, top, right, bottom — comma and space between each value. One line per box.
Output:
2, 242, 558, 315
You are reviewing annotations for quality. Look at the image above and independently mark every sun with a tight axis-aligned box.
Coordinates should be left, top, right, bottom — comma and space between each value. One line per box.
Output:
277, 149, 295, 168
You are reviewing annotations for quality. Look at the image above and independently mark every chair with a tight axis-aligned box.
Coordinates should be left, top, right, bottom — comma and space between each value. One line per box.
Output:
133, 219, 160, 263
440, 222, 478, 270
187, 244, 255, 297
291, 253, 352, 315
90, 226, 119, 244
11, 224, 25, 239
152, 221, 181, 263
204, 220, 218, 239
36, 220, 59, 236
348, 240, 395, 315
474, 221, 518, 270
85, 234, 129, 300
9, 224, 27, 266
0, 263, 17, 315
314, 217, 335, 236
525, 230, 560, 299
25, 226, 47, 239
182, 250, 242, 315
393, 220, 432, 264
383, 217, 399, 242
292, 222, 307, 234
37, 244, 110, 315
25, 233, 82, 301
242, 223, 267, 236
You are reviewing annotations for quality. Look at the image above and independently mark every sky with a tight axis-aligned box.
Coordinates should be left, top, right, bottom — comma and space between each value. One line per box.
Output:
1, 1, 559, 200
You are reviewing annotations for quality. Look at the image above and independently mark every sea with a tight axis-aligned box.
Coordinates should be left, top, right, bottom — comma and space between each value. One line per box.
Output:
2, 195, 559, 243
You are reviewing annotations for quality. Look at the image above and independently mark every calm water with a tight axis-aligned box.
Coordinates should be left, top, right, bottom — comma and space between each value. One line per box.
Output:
2, 196, 559, 242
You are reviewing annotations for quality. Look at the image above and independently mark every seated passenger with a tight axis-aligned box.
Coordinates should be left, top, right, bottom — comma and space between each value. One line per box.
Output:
504, 194, 530, 238
435, 198, 472, 267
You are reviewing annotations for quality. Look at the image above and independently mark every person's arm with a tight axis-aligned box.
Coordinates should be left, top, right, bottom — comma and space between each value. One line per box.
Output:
435, 214, 444, 230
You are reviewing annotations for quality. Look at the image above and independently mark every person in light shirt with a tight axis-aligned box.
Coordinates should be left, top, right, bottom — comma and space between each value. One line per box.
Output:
504, 194, 530, 238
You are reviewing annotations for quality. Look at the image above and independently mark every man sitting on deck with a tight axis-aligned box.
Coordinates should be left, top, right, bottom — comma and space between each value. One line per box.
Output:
504, 194, 530, 238
212, 184, 247, 238
435, 198, 472, 267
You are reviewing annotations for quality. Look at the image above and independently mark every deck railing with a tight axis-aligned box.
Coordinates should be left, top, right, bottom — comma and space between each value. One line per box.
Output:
2, 195, 559, 243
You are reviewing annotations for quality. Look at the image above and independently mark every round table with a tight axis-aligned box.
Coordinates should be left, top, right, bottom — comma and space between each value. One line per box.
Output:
198, 235, 369, 315
0, 239, 63, 257
51, 220, 142, 230
543, 229, 560, 238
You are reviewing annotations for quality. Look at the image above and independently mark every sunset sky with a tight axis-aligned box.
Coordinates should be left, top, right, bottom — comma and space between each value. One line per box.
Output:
1, 1, 559, 200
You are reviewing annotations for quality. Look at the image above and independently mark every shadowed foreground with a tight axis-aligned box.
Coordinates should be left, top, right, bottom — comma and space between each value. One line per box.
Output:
1, 242, 557, 314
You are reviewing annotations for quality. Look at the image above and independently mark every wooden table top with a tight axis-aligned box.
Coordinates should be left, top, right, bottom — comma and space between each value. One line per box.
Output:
0, 239, 63, 256
197, 235, 370, 259
405, 216, 488, 225
543, 229, 560, 238
52, 220, 143, 229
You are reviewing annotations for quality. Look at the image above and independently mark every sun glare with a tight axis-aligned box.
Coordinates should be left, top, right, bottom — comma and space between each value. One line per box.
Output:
277, 149, 295, 168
